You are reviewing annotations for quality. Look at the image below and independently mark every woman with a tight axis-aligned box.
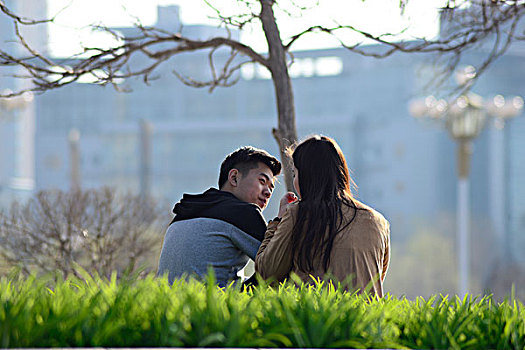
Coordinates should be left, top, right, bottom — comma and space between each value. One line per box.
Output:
255, 135, 390, 296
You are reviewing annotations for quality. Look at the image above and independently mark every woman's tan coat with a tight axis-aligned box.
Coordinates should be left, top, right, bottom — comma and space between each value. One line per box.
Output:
255, 200, 390, 297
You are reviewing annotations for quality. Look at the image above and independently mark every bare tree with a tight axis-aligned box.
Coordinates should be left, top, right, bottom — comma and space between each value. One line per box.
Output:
0, 188, 165, 278
1, 0, 524, 188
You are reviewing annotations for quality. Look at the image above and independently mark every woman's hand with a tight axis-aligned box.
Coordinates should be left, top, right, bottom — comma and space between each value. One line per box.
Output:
277, 192, 298, 218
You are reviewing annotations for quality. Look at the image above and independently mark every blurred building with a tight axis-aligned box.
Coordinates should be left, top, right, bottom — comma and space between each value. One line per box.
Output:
0, 0, 47, 207
1, 3, 524, 294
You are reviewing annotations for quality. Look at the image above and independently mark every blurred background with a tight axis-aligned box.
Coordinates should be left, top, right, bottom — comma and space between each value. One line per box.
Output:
0, 0, 524, 300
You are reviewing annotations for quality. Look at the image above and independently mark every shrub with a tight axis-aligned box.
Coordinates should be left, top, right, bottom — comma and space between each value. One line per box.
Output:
0, 188, 165, 278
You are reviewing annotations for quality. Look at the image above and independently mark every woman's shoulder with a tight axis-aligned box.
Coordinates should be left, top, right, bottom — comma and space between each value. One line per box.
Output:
283, 201, 300, 217
346, 199, 389, 227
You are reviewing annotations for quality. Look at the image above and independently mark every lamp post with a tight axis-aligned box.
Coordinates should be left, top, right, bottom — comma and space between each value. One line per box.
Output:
0, 90, 34, 177
0, 90, 34, 118
408, 66, 523, 296
485, 95, 524, 260
139, 119, 153, 199
0, 89, 35, 197
68, 128, 81, 191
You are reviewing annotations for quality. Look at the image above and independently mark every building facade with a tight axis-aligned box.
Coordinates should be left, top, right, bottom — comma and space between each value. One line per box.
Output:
1, 4, 524, 293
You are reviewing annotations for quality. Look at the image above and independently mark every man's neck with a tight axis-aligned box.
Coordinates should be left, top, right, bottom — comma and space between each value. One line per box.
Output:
219, 186, 236, 197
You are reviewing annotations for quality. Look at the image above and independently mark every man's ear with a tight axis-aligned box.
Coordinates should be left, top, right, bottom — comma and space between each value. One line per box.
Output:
228, 169, 239, 187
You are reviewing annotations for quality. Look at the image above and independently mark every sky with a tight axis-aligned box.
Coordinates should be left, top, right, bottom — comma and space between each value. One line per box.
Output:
46, 0, 445, 57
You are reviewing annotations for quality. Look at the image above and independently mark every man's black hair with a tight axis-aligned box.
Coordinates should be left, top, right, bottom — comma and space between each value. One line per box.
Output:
218, 146, 282, 188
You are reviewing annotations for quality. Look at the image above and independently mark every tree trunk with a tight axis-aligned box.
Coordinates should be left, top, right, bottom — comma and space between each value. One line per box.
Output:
260, 0, 298, 192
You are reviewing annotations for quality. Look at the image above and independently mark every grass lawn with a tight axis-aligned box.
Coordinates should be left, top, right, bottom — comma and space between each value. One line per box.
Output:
0, 272, 523, 349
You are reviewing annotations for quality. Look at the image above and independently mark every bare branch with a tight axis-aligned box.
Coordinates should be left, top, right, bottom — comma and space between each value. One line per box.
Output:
274, 0, 320, 18
173, 58, 245, 92
279, 1, 525, 98
204, 0, 260, 30
1, 22, 269, 97
13, 22, 56, 67
0, 0, 53, 25
2, 0, 523, 99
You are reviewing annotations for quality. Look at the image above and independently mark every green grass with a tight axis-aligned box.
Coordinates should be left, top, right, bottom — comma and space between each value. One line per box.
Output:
0, 271, 523, 349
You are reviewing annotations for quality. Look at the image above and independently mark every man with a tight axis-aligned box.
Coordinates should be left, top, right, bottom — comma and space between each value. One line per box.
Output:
157, 146, 281, 286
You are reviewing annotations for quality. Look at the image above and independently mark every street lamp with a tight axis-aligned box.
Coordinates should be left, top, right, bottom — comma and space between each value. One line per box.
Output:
0, 89, 36, 196
0, 89, 34, 120
485, 94, 523, 262
408, 66, 523, 296
68, 128, 81, 191
139, 119, 154, 199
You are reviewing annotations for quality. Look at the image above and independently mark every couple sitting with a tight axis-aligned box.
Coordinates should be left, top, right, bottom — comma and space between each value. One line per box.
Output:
157, 135, 390, 296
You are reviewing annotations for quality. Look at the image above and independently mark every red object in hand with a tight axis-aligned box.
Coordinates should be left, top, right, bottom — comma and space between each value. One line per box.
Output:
287, 193, 297, 203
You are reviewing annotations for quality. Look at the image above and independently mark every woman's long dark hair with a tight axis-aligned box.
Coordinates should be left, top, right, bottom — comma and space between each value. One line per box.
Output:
290, 135, 358, 273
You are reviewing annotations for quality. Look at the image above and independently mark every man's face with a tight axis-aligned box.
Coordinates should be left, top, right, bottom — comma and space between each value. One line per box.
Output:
233, 162, 275, 210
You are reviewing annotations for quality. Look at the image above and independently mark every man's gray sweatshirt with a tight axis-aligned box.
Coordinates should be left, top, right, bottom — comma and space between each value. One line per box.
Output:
157, 188, 267, 286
